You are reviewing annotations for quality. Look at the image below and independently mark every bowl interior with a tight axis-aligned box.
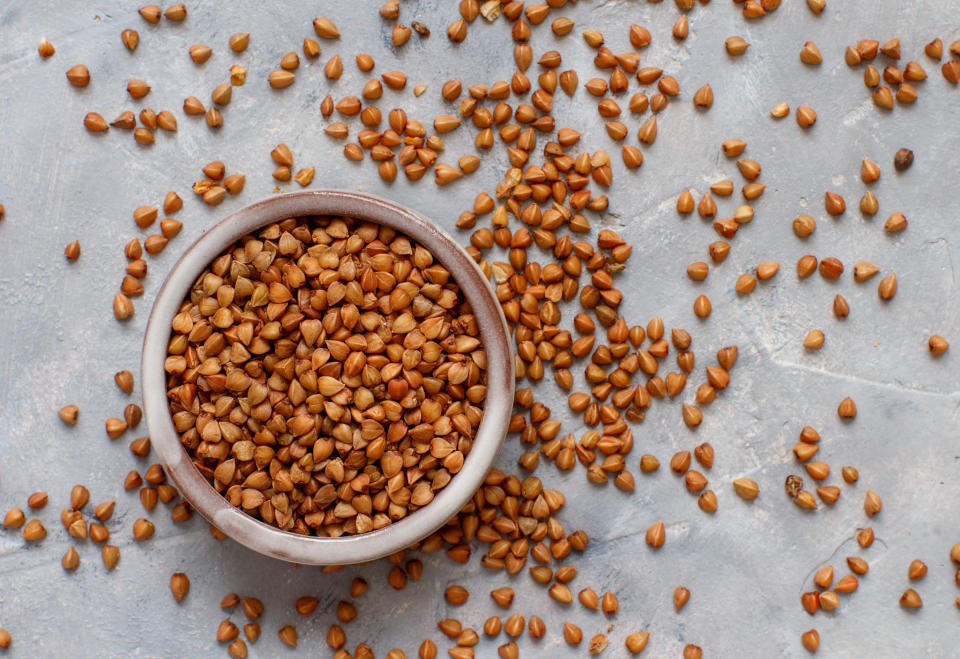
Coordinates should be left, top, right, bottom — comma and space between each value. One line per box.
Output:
142, 190, 514, 565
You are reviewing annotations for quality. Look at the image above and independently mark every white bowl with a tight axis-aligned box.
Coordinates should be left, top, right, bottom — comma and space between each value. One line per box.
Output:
141, 190, 514, 565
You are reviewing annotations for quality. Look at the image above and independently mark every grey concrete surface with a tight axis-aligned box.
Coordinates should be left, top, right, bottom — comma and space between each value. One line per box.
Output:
1, 0, 959, 657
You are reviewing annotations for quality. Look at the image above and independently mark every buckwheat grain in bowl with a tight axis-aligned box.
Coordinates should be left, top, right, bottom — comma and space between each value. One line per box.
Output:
164, 214, 489, 538
142, 192, 513, 564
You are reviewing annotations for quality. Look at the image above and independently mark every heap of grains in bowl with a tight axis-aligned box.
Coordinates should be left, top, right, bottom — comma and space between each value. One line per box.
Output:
163, 215, 487, 537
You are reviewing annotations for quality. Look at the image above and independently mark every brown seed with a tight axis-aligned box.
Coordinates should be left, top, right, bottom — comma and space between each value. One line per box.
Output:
872, 85, 895, 108
856, 192, 878, 218
837, 397, 857, 419
878, 272, 897, 300
893, 148, 914, 171
211, 83, 232, 106
113, 293, 134, 320
857, 39, 880, 60
2, 508, 23, 529
589, 634, 609, 655
852, 261, 879, 282
227, 639, 247, 659
133, 127, 155, 145
578, 587, 599, 610
183, 96, 205, 115
59, 404, 80, 424
672, 15, 689, 40
800, 41, 822, 65
792, 214, 816, 238
900, 588, 922, 608
447, 18, 467, 42
756, 261, 780, 280
132, 518, 155, 541
216, 620, 240, 643
683, 645, 703, 659
66, 64, 91, 87
269, 70, 295, 89
674, 586, 690, 611
884, 212, 908, 232
229, 33, 249, 52
686, 261, 709, 282
734, 272, 757, 295
682, 403, 703, 427
446, 585, 469, 605
22, 518, 46, 541
803, 330, 825, 349
294, 168, 315, 187
725, 36, 750, 55
928, 334, 949, 355
491, 587, 514, 608
797, 255, 817, 278
280, 51, 300, 71
155, 111, 177, 132
163, 3, 186, 20
896, 83, 917, 103
61, 545, 80, 570
843, 557, 868, 576
692, 84, 713, 108
792, 490, 817, 510
313, 16, 339, 38
819, 257, 843, 280
813, 566, 833, 589
637, 117, 657, 145
904, 61, 927, 81
907, 559, 927, 580
38, 36, 56, 57
864, 490, 882, 516
693, 295, 711, 318
625, 632, 650, 653
601, 591, 618, 615
698, 490, 718, 513
859, 159, 881, 183
622, 145, 644, 169
563, 622, 582, 645
303, 38, 321, 59
189, 43, 212, 64
834, 574, 858, 593
826, 295, 848, 321
170, 572, 190, 602
102, 544, 120, 570
796, 106, 817, 128
819, 591, 840, 611
824, 191, 845, 215
645, 520, 665, 547
770, 102, 789, 118
94, 500, 115, 521
801, 629, 819, 653
294, 596, 318, 616
127, 79, 151, 99
111, 111, 136, 130
222, 173, 245, 195
83, 113, 108, 133
733, 478, 759, 500
68, 485, 89, 511
943, 60, 960, 84
118, 28, 139, 51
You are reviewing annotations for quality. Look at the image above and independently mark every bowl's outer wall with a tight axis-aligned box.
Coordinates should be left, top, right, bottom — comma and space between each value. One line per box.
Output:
141, 190, 515, 565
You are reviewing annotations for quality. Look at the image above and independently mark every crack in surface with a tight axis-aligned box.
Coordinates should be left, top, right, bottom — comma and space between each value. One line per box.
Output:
769, 357, 960, 399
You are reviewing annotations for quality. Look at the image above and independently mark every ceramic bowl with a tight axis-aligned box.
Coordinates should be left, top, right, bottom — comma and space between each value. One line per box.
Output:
141, 190, 514, 565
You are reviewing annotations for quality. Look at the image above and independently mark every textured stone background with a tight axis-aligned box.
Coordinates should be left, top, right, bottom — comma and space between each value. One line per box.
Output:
0, 0, 958, 656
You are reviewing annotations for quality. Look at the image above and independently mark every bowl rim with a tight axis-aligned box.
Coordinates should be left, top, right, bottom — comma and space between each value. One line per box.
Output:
141, 189, 514, 565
